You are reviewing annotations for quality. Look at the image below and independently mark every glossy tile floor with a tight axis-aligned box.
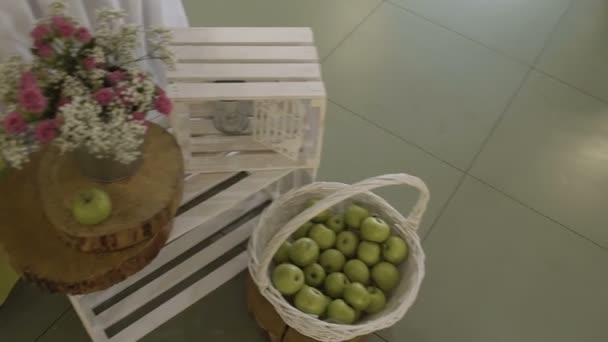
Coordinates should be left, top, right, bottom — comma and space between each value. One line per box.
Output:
3, 0, 608, 341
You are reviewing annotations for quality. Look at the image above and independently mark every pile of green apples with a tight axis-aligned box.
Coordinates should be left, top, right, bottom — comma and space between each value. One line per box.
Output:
271, 201, 409, 325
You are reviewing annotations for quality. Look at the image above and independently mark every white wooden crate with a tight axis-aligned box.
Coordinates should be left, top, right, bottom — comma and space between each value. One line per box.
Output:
167, 27, 326, 174
69, 166, 314, 341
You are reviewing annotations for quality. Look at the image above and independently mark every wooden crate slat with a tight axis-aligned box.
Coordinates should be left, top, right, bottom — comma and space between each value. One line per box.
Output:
186, 153, 312, 173
172, 45, 319, 63
110, 251, 249, 342
181, 172, 239, 205
168, 63, 321, 82
190, 117, 252, 136
170, 27, 313, 45
190, 135, 266, 153
96, 217, 256, 328
169, 169, 292, 242
168, 81, 326, 102
80, 178, 271, 309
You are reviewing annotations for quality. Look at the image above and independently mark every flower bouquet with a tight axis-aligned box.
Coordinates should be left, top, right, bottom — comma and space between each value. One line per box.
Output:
0, 1, 175, 179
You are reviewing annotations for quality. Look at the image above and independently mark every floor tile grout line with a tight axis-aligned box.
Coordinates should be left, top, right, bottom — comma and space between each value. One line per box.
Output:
530, 0, 576, 67
320, 0, 385, 62
468, 174, 608, 252
328, 99, 466, 173
421, 173, 468, 242
34, 306, 72, 342
373, 332, 390, 342
533, 67, 608, 106
385, 0, 530, 68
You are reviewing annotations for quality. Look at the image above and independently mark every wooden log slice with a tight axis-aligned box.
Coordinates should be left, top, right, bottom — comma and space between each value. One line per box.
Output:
245, 273, 366, 342
37, 123, 183, 252
0, 148, 181, 294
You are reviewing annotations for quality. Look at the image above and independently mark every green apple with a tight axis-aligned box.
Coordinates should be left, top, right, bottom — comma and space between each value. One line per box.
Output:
326, 299, 356, 324
325, 214, 345, 233
343, 259, 370, 284
303, 263, 326, 287
383, 236, 408, 264
272, 263, 305, 295
357, 241, 381, 266
289, 238, 320, 267
365, 286, 387, 314
344, 204, 370, 229
336, 231, 359, 258
324, 272, 350, 298
319, 249, 346, 273
307, 199, 331, 223
343, 282, 371, 311
371, 262, 400, 293
294, 285, 328, 316
361, 216, 391, 243
293, 221, 313, 240
273, 241, 292, 263
72, 188, 112, 225
308, 224, 336, 250
354, 309, 363, 322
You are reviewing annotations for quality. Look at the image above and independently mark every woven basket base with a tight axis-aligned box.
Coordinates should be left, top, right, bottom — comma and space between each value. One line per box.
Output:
245, 273, 367, 342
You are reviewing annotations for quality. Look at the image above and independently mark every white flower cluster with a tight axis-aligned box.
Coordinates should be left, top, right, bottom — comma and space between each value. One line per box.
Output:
0, 133, 31, 169
0, 57, 25, 102
56, 97, 147, 164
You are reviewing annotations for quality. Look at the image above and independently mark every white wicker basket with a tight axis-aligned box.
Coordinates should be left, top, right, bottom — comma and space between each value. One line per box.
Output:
248, 174, 429, 341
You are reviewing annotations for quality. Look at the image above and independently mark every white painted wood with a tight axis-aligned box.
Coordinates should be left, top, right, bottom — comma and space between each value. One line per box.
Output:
69, 296, 109, 342
170, 27, 314, 45
169, 63, 321, 82
172, 45, 319, 63
190, 117, 252, 136
96, 217, 256, 328
186, 153, 316, 174
180, 172, 238, 205
110, 251, 249, 342
170, 169, 291, 242
168, 81, 326, 102
190, 135, 266, 153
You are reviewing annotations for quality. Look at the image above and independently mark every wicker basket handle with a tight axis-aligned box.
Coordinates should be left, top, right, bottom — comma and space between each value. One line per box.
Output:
256, 173, 429, 280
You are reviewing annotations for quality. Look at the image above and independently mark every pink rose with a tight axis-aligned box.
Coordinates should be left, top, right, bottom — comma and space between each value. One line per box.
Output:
57, 96, 71, 108
3, 112, 27, 134
131, 112, 146, 121
51, 16, 75, 37
74, 27, 92, 44
20, 71, 38, 90
94, 88, 115, 106
36, 42, 54, 59
31, 24, 51, 41
54, 117, 64, 127
19, 87, 48, 113
82, 56, 96, 70
35, 120, 57, 144
154, 93, 172, 115
107, 71, 126, 85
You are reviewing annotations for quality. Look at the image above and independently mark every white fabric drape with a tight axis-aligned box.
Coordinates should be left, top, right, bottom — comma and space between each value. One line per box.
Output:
0, 0, 188, 78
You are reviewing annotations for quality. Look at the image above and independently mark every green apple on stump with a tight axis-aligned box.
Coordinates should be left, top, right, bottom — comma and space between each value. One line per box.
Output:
293, 221, 313, 240
303, 263, 326, 287
324, 272, 350, 298
272, 263, 305, 295
344, 204, 369, 229
336, 231, 359, 258
289, 238, 320, 267
343, 282, 371, 311
325, 214, 345, 233
371, 262, 400, 293
361, 216, 391, 243
273, 241, 292, 263
366, 286, 387, 314
319, 249, 346, 273
326, 299, 356, 324
72, 188, 112, 225
383, 236, 408, 264
306, 199, 331, 223
343, 259, 370, 284
294, 285, 328, 316
357, 241, 381, 266
308, 224, 336, 250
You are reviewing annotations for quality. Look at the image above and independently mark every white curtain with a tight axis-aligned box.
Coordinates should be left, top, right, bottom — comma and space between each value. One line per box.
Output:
0, 0, 189, 73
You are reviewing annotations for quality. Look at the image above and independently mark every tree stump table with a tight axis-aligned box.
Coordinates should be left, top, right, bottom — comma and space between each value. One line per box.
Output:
0, 124, 183, 294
